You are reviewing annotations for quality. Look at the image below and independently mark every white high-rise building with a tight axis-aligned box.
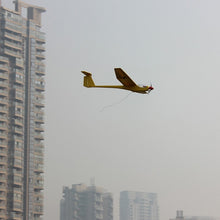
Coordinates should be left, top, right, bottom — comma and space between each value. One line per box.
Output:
120, 191, 159, 220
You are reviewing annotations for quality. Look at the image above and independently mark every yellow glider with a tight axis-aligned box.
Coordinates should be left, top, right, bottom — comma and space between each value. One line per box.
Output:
81, 68, 154, 94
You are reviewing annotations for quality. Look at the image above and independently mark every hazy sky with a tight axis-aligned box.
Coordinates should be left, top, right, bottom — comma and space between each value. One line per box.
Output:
3, 0, 220, 220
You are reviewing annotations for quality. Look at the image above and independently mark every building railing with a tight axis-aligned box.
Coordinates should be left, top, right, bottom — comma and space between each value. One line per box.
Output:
4, 40, 22, 50
0, 140, 7, 145
0, 107, 7, 112
5, 22, 22, 33
0, 98, 8, 104
0, 73, 8, 79
0, 64, 8, 70
35, 84, 45, 90
0, 167, 6, 172
4, 48, 21, 57
0, 90, 8, 96
0, 56, 8, 63
4, 31, 22, 42
36, 32, 46, 41
0, 81, 8, 87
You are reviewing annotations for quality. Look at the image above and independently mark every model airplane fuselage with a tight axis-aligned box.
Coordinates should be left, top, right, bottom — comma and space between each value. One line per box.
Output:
81, 68, 154, 94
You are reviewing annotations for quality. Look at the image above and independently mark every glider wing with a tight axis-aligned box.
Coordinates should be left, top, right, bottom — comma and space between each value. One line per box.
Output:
114, 68, 137, 87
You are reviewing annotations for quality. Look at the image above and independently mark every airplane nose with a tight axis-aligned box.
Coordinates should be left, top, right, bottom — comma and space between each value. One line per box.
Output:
149, 86, 154, 90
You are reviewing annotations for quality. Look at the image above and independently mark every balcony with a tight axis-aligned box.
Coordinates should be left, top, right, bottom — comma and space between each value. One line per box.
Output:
34, 191, 44, 198
35, 174, 44, 181
0, 98, 8, 106
13, 127, 23, 135
35, 83, 45, 91
36, 52, 45, 60
13, 175, 23, 186
34, 164, 44, 173
36, 67, 45, 75
36, 32, 46, 43
0, 175, 7, 182
36, 44, 45, 51
0, 140, 7, 148
13, 169, 22, 176
0, 89, 8, 97
14, 111, 23, 118
0, 73, 8, 80
4, 31, 22, 42
33, 199, 43, 205
0, 81, 8, 89
0, 149, 7, 157
0, 135, 7, 142
34, 133, 44, 141
35, 115, 44, 123
0, 107, 7, 114
12, 202, 22, 211
15, 58, 24, 69
5, 22, 22, 34
0, 210, 6, 218
33, 208, 43, 216
34, 147, 44, 155
0, 123, 7, 131
14, 91, 24, 102
3, 48, 21, 58
13, 73, 24, 86
13, 164, 22, 173
0, 185, 6, 192
0, 65, 8, 72
35, 99, 44, 108
35, 124, 44, 132
13, 135, 23, 141
34, 182, 44, 190
0, 202, 6, 209
13, 118, 23, 126
0, 193, 6, 200
0, 56, 8, 64
0, 167, 6, 175
4, 40, 22, 51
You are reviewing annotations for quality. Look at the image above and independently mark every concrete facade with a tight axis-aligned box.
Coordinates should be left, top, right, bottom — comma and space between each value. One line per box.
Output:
0, 1, 45, 219
60, 184, 113, 220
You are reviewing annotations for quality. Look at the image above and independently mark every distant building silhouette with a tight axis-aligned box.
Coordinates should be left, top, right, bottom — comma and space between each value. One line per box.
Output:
170, 210, 220, 220
60, 183, 113, 220
170, 210, 185, 220
120, 191, 159, 220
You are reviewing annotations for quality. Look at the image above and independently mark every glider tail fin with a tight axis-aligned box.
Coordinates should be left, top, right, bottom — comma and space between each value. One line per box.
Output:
81, 71, 95, 87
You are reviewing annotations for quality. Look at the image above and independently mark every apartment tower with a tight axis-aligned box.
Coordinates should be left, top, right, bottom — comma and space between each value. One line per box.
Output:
0, 0, 45, 219
60, 184, 113, 220
120, 191, 159, 220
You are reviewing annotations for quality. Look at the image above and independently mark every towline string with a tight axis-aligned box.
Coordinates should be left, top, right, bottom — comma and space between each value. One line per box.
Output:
100, 92, 133, 112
